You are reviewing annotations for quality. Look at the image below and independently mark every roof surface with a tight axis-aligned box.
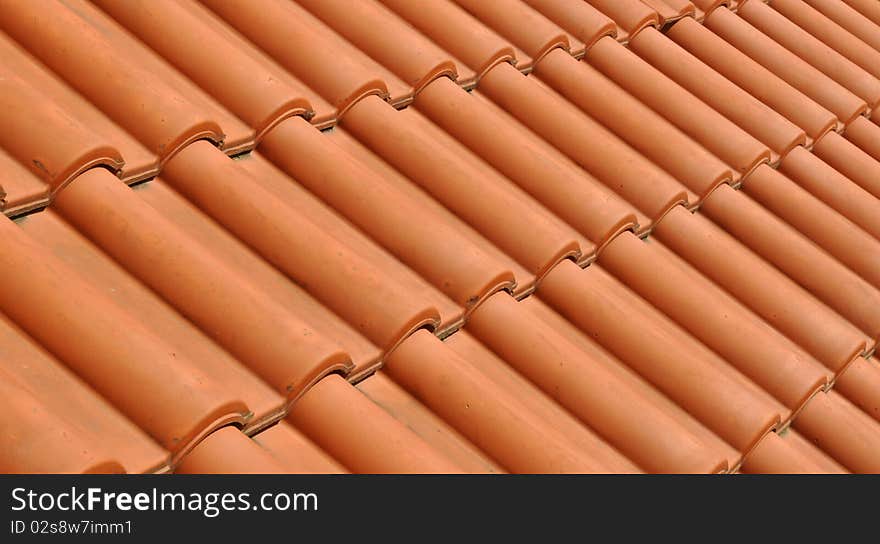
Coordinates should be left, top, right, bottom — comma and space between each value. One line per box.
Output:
2, 0, 880, 474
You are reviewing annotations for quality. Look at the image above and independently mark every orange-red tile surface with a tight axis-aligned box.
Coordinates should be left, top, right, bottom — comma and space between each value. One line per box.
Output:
2, 0, 880, 474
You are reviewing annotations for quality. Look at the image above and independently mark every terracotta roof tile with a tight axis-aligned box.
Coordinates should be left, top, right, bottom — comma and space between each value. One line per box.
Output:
0, 213, 249, 465
666, 15, 840, 140
0, 149, 48, 216
522, 295, 741, 468
342, 97, 585, 278
586, 35, 773, 175
452, 0, 571, 69
386, 329, 616, 473
701, 184, 880, 344
468, 292, 726, 473
600, 232, 833, 411
0, 377, 125, 475
19, 209, 284, 428
842, 0, 880, 25
3, 0, 880, 474
828, 0, 880, 44
773, 0, 880, 81
139, 176, 383, 375
381, 0, 517, 83
522, 0, 617, 55
258, 126, 508, 326
532, 48, 732, 200
53, 167, 355, 404
203, 0, 407, 119
479, 62, 688, 227
792, 390, 880, 473
844, 115, 880, 161
771, 428, 849, 474
586, 0, 662, 37
95, 0, 318, 141
738, 164, 880, 293
299, 0, 462, 91
739, 0, 880, 110
357, 372, 504, 473
440, 330, 643, 473
417, 77, 639, 254
0, 313, 166, 474
0, 33, 157, 186
540, 260, 784, 455
175, 426, 291, 474
162, 143, 443, 357
705, 5, 870, 124
835, 357, 880, 422
629, 26, 808, 160
694, 0, 733, 13
0, 0, 249, 155
289, 374, 464, 474
0, 55, 124, 192
777, 146, 880, 240
252, 422, 348, 474
812, 131, 880, 198
651, 205, 870, 372
641, 0, 698, 26
739, 429, 846, 474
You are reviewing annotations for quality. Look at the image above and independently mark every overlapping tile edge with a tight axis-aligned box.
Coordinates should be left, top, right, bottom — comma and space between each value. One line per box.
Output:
1, 0, 879, 474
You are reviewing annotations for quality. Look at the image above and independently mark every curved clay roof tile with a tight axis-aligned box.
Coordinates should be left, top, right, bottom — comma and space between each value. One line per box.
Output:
468, 291, 727, 473
260, 116, 516, 312
380, 0, 516, 83
0, 214, 250, 461
52, 167, 355, 403
0, 0, 244, 158
587, 35, 773, 176
452, 0, 570, 70
706, 6, 868, 125
296, 0, 459, 94
667, 16, 839, 141
202, 0, 403, 119
94, 0, 315, 142
479, 61, 689, 227
629, 26, 807, 161
540, 259, 784, 454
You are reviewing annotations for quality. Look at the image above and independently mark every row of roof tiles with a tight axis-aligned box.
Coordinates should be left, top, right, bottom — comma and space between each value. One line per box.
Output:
2, 0, 880, 474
